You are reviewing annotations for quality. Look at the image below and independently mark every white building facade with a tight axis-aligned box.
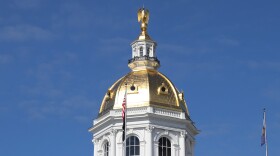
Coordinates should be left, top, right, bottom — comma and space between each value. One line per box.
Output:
89, 8, 199, 156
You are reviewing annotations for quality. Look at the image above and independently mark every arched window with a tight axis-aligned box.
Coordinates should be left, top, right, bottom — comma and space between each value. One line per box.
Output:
126, 136, 140, 156
104, 141, 109, 156
140, 47, 143, 57
146, 47, 150, 56
158, 137, 171, 156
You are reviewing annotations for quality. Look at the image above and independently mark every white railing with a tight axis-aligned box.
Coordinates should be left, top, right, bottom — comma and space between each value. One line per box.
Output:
94, 106, 184, 125
153, 108, 181, 118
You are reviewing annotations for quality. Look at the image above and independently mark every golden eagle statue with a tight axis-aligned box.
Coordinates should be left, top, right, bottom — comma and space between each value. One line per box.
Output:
138, 8, 149, 24
137, 8, 151, 40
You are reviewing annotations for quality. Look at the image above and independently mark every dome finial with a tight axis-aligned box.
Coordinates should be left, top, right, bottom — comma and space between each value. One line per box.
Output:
137, 7, 151, 40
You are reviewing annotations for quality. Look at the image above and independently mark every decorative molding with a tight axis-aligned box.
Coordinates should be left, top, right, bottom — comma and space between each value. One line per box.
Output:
145, 125, 154, 132
140, 140, 146, 145
92, 139, 99, 144
127, 128, 133, 134
110, 129, 117, 136
180, 131, 185, 137
173, 144, 179, 148
164, 130, 169, 135
153, 108, 181, 118
178, 92, 184, 101
128, 107, 147, 114
97, 149, 103, 153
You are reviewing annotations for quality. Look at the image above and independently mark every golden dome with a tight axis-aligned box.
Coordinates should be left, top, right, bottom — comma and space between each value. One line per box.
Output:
98, 69, 189, 117
98, 8, 190, 118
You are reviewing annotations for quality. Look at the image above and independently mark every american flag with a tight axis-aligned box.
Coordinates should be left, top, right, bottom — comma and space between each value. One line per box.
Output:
122, 95, 126, 142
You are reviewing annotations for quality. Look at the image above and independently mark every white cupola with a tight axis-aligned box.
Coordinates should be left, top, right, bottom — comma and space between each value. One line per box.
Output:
128, 8, 160, 71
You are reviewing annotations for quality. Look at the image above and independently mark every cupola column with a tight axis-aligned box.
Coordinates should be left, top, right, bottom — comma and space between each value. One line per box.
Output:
109, 129, 116, 156
179, 132, 186, 156
93, 139, 98, 156
145, 126, 154, 156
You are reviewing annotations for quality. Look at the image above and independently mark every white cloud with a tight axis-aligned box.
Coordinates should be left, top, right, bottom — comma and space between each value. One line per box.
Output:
17, 52, 96, 121
11, 0, 43, 9
0, 25, 56, 42
19, 95, 96, 120
73, 115, 90, 123
99, 37, 130, 45
97, 37, 130, 55
198, 123, 234, 137
215, 35, 240, 46
159, 42, 213, 55
51, 2, 95, 29
0, 106, 9, 113
160, 44, 193, 55
262, 86, 280, 102
273, 113, 280, 128
245, 60, 280, 71
0, 54, 13, 64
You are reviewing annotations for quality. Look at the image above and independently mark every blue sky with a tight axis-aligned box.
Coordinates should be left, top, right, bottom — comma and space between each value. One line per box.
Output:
0, 0, 279, 155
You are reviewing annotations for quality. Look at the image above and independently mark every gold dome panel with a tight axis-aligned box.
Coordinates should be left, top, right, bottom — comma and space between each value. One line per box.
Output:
99, 70, 189, 116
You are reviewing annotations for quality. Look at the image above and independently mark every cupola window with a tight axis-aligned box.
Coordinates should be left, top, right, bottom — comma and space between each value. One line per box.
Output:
104, 141, 109, 156
146, 47, 150, 56
126, 136, 140, 156
140, 47, 143, 57
158, 137, 171, 156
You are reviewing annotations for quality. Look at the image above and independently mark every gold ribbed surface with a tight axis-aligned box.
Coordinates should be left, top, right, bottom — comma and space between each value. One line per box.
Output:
99, 70, 189, 116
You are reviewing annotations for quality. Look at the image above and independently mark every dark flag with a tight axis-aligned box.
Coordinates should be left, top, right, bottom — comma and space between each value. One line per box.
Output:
261, 109, 267, 146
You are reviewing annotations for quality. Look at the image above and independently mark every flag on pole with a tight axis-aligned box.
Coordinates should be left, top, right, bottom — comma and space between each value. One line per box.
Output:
122, 94, 126, 142
261, 109, 266, 146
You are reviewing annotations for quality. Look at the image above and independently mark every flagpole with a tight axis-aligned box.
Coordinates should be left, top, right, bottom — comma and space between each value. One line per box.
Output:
123, 83, 128, 156
264, 109, 268, 156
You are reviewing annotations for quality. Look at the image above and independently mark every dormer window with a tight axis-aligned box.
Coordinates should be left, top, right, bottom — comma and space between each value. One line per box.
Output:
140, 47, 143, 57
